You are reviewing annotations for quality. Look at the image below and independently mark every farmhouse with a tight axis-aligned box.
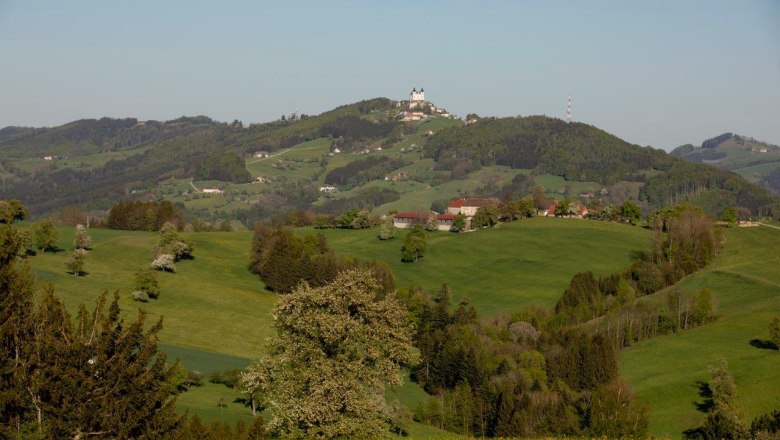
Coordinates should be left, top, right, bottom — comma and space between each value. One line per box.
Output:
43, 156, 53, 161
203, 188, 223, 194
393, 212, 455, 231
319, 185, 337, 193
446, 198, 500, 216
253, 151, 271, 158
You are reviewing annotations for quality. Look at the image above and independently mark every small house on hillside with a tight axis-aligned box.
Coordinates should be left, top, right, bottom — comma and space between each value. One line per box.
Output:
253, 151, 271, 158
203, 188, 223, 194
319, 185, 337, 193
446, 198, 500, 216
542, 200, 558, 217
393, 212, 455, 231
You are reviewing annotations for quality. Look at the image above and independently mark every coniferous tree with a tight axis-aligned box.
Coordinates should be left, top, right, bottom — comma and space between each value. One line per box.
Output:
1, 223, 182, 439
0, 225, 37, 436
246, 415, 266, 440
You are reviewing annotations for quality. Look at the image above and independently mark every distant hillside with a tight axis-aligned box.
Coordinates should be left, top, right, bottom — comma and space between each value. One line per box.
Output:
1, 101, 778, 221
426, 117, 779, 215
671, 133, 780, 194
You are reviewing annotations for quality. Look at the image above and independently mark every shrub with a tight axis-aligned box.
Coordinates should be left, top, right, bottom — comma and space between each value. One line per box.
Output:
151, 254, 176, 272
131, 291, 150, 302
135, 268, 161, 299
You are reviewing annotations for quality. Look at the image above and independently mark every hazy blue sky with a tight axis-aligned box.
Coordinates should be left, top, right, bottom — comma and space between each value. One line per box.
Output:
1, 1, 778, 150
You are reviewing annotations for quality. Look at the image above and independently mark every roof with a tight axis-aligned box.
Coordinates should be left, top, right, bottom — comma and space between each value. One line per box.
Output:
394, 212, 456, 220
447, 197, 501, 209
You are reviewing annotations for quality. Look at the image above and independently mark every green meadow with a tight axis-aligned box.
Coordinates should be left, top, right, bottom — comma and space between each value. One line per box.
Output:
315, 217, 651, 314
17, 220, 780, 438
620, 225, 780, 437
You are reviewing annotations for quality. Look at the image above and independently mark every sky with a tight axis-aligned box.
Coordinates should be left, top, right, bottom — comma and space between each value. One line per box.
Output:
1, 0, 779, 150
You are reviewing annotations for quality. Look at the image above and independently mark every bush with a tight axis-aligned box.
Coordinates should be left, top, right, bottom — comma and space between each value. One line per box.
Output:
151, 254, 176, 272
135, 268, 161, 299
131, 291, 150, 302
65, 249, 87, 276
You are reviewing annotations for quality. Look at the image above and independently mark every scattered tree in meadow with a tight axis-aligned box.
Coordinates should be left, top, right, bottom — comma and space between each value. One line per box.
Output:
135, 267, 161, 299
0, 199, 29, 224
401, 225, 426, 262
689, 360, 747, 440
73, 224, 91, 250
378, 216, 395, 240
424, 215, 439, 232
157, 221, 194, 261
242, 269, 419, 439
32, 219, 58, 252
64, 249, 87, 276
151, 253, 176, 272
770, 317, 780, 349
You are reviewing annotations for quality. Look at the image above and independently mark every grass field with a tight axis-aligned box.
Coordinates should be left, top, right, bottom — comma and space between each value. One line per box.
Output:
314, 217, 651, 315
22, 220, 778, 438
620, 226, 780, 437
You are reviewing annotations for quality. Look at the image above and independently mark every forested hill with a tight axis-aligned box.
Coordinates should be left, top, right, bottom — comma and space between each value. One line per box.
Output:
426, 116, 779, 214
670, 133, 780, 195
0, 98, 397, 214
1, 99, 778, 220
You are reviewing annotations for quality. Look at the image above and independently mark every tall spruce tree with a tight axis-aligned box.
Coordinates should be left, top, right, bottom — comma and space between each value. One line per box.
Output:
1, 221, 182, 437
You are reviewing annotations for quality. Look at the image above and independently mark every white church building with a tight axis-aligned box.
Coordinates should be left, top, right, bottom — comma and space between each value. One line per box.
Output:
409, 87, 425, 108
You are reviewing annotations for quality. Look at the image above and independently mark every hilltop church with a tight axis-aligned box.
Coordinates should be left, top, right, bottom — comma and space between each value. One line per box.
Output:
409, 87, 425, 108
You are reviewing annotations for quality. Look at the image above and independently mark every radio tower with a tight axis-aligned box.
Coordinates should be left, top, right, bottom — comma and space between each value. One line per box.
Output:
566, 93, 572, 123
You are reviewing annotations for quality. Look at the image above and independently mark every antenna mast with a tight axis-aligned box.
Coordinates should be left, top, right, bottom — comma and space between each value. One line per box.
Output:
566, 93, 572, 123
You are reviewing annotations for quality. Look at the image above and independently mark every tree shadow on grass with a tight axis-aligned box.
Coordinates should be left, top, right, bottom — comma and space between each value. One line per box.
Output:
750, 338, 779, 350
692, 380, 714, 413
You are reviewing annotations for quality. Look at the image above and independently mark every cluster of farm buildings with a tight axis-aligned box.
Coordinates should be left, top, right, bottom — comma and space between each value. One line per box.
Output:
393, 197, 588, 231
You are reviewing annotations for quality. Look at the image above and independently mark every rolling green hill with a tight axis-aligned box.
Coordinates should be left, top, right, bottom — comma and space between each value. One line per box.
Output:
671, 133, 780, 194
15, 216, 780, 437
620, 225, 780, 436
18, 218, 645, 430
3, 101, 778, 224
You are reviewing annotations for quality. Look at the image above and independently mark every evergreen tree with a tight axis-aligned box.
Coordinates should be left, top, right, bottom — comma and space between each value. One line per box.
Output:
0, 225, 37, 436
246, 415, 266, 440
0, 230, 183, 440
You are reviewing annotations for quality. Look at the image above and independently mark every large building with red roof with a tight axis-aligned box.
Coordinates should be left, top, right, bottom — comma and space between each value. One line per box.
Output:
446, 197, 500, 216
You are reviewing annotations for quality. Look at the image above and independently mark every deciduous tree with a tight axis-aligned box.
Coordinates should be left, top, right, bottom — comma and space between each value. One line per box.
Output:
402, 225, 426, 262
242, 269, 419, 439
32, 220, 58, 252
73, 224, 91, 250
